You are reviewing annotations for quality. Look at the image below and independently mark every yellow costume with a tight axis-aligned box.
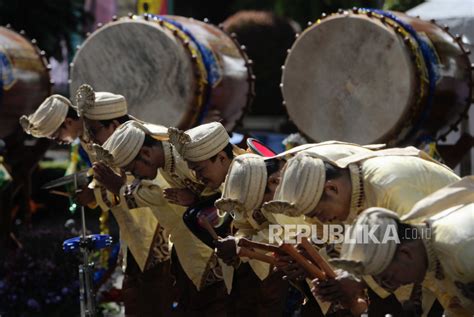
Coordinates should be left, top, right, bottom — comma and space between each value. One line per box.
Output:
264, 147, 460, 313
404, 177, 474, 316
99, 121, 220, 289
333, 178, 474, 316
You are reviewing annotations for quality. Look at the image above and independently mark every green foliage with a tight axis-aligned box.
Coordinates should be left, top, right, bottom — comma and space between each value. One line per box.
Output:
383, 0, 424, 12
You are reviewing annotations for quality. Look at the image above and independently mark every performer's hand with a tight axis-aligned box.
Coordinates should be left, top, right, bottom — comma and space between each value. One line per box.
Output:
215, 237, 238, 265
92, 162, 125, 195
163, 188, 198, 206
311, 273, 365, 304
74, 186, 95, 206
274, 254, 307, 281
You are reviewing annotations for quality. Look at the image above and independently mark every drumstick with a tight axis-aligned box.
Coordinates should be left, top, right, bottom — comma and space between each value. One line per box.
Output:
49, 190, 71, 198
279, 243, 326, 280
299, 237, 336, 278
299, 238, 368, 315
238, 247, 277, 265
197, 215, 219, 241
238, 238, 285, 255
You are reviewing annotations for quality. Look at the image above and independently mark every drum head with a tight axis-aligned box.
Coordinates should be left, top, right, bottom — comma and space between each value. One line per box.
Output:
283, 14, 415, 144
70, 19, 194, 128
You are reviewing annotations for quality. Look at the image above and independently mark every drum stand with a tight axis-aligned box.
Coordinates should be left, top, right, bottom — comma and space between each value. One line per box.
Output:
62, 174, 112, 317
77, 204, 96, 317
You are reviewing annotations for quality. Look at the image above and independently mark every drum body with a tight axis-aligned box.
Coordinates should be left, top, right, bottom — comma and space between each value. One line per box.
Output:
0, 27, 51, 139
70, 15, 253, 131
282, 10, 472, 146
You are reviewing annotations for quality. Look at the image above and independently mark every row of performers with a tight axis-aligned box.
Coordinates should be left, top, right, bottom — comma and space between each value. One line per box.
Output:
20, 84, 473, 316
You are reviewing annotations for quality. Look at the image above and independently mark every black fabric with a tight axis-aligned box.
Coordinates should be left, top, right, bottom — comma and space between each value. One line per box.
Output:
183, 194, 232, 248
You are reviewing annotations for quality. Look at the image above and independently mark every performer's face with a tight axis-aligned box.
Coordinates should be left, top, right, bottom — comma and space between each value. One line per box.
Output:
125, 146, 161, 180
306, 179, 352, 223
262, 161, 285, 203
49, 118, 82, 144
375, 243, 427, 292
85, 119, 118, 145
188, 151, 230, 190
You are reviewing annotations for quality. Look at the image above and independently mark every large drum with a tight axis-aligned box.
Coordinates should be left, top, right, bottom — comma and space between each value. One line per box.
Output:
70, 15, 254, 131
222, 11, 298, 116
282, 9, 472, 146
0, 26, 51, 139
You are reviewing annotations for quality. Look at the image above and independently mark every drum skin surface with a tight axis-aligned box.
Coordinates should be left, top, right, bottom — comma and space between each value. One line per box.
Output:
0, 26, 51, 139
282, 10, 472, 146
70, 15, 253, 131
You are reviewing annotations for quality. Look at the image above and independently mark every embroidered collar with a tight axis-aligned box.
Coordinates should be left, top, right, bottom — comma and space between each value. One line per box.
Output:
346, 163, 365, 223
421, 222, 444, 280
162, 141, 176, 175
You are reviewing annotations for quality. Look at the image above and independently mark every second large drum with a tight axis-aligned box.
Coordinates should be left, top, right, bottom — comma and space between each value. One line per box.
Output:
282, 9, 472, 146
70, 15, 254, 131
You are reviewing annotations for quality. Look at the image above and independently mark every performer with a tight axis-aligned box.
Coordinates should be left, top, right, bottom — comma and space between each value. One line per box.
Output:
214, 154, 291, 316
168, 122, 291, 315
20, 90, 175, 316
95, 121, 229, 316
19, 92, 122, 207
168, 122, 246, 191
330, 177, 474, 316
19, 94, 84, 145
263, 147, 460, 316
215, 142, 382, 315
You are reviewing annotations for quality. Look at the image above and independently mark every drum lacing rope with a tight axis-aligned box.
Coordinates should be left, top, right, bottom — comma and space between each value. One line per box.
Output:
361, 9, 440, 144
153, 15, 222, 124
137, 14, 208, 126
